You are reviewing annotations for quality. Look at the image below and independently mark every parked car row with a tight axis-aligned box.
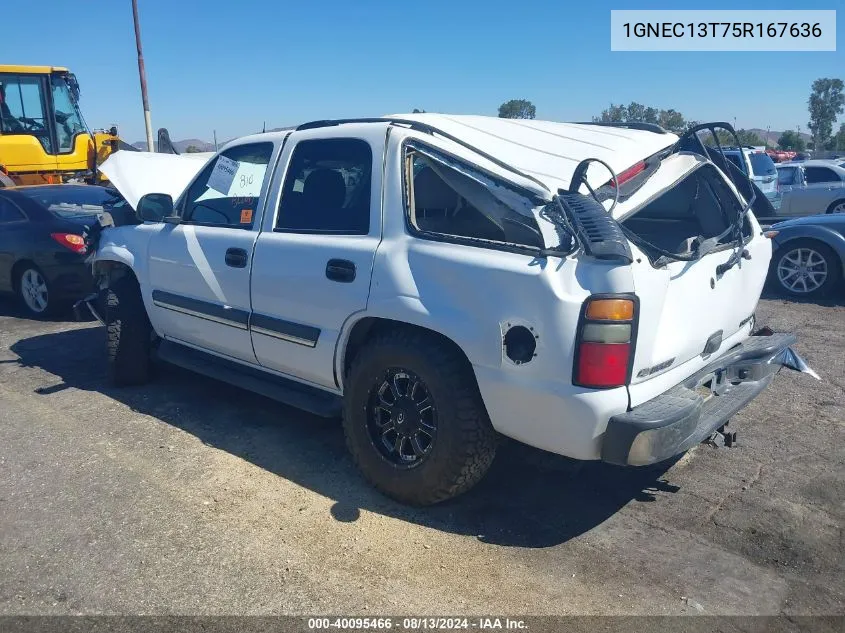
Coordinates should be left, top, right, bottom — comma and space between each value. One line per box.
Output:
773, 160, 845, 218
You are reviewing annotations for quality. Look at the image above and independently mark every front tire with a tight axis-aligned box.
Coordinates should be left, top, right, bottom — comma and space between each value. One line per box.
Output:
105, 275, 153, 386
772, 239, 842, 298
342, 327, 497, 505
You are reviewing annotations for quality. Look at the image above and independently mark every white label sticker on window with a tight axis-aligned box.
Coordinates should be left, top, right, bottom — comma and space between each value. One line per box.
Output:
207, 155, 239, 194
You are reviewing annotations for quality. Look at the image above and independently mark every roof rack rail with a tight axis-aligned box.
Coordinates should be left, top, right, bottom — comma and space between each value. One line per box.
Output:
295, 117, 437, 133
293, 117, 551, 195
577, 121, 668, 135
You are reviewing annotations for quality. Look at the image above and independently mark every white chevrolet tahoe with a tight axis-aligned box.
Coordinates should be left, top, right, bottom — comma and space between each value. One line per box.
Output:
84, 115, 814, 505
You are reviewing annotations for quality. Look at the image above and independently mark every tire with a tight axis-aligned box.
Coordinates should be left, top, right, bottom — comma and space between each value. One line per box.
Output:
16, 264, 56, 318
105, 274, 152, 386
825, 199, 845, 214
342, 327, 497, 505
771, 239, 842, 298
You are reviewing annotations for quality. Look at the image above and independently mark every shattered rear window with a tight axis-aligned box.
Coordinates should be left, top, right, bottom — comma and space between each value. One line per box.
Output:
16, 186, 127, 218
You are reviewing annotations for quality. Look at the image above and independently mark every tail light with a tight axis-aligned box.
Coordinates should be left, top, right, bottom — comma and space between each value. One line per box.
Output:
609, 161, 646, 188
51, 232, 86, 254
573, 296, 637, 388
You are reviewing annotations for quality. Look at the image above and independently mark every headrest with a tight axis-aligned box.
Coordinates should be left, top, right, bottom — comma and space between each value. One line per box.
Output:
414, 165, 458, 209
302, 169, 346, 209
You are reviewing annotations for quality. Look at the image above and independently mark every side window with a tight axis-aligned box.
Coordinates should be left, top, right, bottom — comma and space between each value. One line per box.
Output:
51, 76, 87, 153
182, 142, 274, 227
405, 148, 544, 249
804, 166, 840, 184
0, 74, 53, 153
0, 198, 26, 223
275, 138, 372, 234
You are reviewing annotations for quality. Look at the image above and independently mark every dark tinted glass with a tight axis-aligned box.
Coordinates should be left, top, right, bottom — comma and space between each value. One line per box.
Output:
804, 167, 839, 184
16, 185, 123, 218
749, 153, 776, 176
0, 198, 25, 223
276, 138, 372, 234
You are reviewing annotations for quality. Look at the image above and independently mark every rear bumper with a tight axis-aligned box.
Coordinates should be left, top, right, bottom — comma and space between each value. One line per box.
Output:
42, 262, 94, 301
602, 332, 802, 466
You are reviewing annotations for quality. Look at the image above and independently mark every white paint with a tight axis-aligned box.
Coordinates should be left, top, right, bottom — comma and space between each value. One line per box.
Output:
99, 151, 209, 209
95, 116, 778, 465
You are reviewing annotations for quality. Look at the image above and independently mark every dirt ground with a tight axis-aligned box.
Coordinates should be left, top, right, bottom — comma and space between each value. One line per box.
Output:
0, 293, 842, 616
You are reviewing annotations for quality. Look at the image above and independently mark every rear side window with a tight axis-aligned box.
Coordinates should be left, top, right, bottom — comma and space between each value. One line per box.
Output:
0, 198, 26, 223
275, 138, 372, 234
749, 153, 776, 177
405, 147, 543, 249
182, 142, 274, 227
804, 166, 840, 184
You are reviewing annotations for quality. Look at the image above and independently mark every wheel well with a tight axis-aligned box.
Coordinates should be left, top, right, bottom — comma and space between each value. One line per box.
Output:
10, 259, 37, 292
341, 317, 474, 385
826, 198, 845, 213
94, 260, 138, 286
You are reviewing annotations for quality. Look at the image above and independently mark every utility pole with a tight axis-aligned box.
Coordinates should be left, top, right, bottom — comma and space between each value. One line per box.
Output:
131, 0, 154, 152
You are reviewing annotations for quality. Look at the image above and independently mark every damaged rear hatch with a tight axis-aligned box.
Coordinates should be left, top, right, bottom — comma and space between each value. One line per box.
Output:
553, 124, 786, 406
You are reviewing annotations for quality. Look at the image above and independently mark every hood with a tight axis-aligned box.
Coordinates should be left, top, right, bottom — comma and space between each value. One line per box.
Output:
99, 151, 211, 209
388, 114, 679, 193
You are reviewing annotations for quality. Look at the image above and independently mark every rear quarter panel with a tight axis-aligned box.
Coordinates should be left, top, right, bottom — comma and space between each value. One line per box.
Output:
339, 130, 635, 459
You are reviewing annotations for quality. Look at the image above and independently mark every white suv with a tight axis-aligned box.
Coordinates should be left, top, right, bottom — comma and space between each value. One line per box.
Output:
85, 115, 813, 505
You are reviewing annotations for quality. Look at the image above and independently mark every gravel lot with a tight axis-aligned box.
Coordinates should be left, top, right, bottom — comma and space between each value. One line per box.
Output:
0, 293, 842, 616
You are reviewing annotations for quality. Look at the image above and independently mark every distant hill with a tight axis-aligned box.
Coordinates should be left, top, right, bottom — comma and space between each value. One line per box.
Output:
748, 128, 812, 145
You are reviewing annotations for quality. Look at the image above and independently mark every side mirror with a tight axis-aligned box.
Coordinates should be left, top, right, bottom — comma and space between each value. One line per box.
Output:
136, 193, 174, 223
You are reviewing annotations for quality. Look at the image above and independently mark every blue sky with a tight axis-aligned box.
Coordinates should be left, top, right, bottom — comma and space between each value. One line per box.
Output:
1, 0, 841, 143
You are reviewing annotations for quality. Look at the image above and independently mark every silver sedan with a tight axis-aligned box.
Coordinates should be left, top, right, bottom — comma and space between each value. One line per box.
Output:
772, 160, 845, 219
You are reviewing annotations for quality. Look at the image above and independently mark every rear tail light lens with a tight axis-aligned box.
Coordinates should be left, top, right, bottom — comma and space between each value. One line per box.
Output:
51, 232, 86, 254
574, 296, 636, 388
609, 161, 646, 188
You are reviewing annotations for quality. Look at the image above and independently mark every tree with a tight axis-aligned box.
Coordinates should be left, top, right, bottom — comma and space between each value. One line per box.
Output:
185, 145, 202, 153
807, 78, 844, 152
827, 123, 845, 151
735, 129, 764, 146
777, 130, 805, 151
498, 99, 536, 119
593, 103, 627, 123
592, 102, 687, 133
412, 108, 426, 113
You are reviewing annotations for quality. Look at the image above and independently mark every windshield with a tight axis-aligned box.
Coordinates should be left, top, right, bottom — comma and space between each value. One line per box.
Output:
777, 167, 798, 186
749, 152, 776, 177
50, 75, 87, 152
17, 186, 126, 218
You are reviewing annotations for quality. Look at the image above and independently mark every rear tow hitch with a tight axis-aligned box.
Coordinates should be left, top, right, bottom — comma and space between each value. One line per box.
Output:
706, 421, 737, 448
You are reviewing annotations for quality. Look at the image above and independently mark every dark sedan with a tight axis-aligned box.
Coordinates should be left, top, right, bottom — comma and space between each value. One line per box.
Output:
768, 214, 845, 298
0, 185, 127, 317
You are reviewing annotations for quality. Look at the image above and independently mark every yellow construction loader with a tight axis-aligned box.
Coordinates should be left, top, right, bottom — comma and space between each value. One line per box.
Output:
0, 65, 131, 187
